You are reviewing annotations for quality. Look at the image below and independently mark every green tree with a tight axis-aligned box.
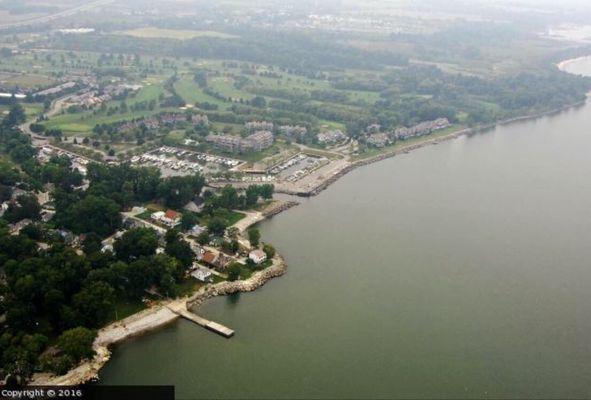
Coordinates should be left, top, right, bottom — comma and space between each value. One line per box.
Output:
113, 227, 158, 262
57, 327, 96, 362
3, 103, 26, 127
263, 243, 276, 259
196, 231, 210, 245
207, 217, 227, 236
227, 262, 242, 282
72, 281, 116, 328
164, 230, 194, 272
180, 212, 198, 231
3, 194, 41, 223
248, 228, 261, 247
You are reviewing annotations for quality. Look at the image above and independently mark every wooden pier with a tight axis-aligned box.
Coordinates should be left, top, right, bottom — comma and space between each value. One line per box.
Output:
178, 310, 235, 338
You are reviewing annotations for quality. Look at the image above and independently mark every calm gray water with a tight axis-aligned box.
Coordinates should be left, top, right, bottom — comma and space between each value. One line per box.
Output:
100, 60, 591, 399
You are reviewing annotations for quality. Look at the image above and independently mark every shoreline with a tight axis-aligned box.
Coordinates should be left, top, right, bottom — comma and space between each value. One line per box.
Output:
557, 56, 591, 72
275, 97, 588, 198
31, 257, 288, 386
29, 60, 590, 388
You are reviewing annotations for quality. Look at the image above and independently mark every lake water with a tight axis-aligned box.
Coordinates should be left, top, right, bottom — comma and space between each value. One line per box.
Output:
99, 60, 591, 399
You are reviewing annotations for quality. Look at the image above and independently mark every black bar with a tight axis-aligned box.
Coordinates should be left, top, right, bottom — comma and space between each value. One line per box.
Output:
0, 386, 174, 400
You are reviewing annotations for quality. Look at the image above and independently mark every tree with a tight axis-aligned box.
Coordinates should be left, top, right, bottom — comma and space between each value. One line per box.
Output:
82, 233, 102, 255
57, 327, 96, 362
64, 195, 121, 237
248, 228, 261, 247
227, 262, 242, 282
251, 96, 267, 108
263, 243, 276, 259
164, 231, 194, 273
222, 240, 239, 255
259, 184, 274, 200
207, 217, 227, 236
158, 174, 205, 209
180, 212, 198, 231
113, 227, 158, 262
196, 231, 210, 245
3, 103, 26, 127
72, 281, 115, 328
3, 194, 41, 223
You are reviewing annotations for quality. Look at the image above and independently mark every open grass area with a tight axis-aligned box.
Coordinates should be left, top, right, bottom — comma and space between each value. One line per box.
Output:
3, 73, 54, 88
120, 28, 239, 40
174, 75, 229, 108
114, 299, 146, 321
177, 279, 205, 297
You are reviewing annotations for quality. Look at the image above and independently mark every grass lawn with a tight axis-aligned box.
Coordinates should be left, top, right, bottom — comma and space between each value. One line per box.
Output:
4, 73, 54, 88
209, 76, 255, 101
177, 279, 205, 297
166, 129, 186, 143
120, 27, 239, 40
174, 76, 229, 109
197, 209, 245, 227
114, 299, 146, 321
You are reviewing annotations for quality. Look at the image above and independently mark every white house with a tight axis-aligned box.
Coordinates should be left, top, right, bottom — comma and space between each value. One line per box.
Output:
151, 210, 181, 227
249, 249, 267, 264
191, 266, 213, 282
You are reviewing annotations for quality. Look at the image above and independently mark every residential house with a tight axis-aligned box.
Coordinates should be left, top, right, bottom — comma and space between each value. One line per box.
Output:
191, 265, 213, 282
317, 130, 347, 145
201, 251, 218, 267
206, 130, 274, 153
151, 210, 181, 227
245, 121, 274, 132
189, 224, 207, 237
249, 249, 267, 264
366, 133, 390, 148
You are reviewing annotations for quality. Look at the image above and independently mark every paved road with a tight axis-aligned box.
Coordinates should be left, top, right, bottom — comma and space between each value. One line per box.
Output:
0, 0, 114, 30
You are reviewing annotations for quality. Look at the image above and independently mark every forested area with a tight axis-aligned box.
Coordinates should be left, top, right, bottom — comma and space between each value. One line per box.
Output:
0, 106, 208, 384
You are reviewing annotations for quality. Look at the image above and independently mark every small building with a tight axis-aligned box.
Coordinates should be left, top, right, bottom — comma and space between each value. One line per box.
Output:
249, 249, 267, 264
201, 251, 218, 266
190, 225, 207, 237
191, 266, 213, 283
151, 211, 165, 221
366, 133, 390, 148
151, 210, 181, 227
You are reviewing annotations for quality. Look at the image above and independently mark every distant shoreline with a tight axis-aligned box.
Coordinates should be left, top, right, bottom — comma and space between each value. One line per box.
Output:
274, 96, 589, 198
557, 56, 591, 72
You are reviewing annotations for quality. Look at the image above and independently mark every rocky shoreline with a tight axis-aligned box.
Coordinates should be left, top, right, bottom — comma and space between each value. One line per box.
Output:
187, 255, 288, 309
31, 257, 288, 386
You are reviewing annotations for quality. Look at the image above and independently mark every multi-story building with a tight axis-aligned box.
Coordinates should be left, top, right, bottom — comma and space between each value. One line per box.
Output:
245, 121, 274, 132
317, 129, 347, 144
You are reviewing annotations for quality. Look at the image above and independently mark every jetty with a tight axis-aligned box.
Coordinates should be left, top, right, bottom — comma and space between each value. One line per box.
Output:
177, 309, 235, 338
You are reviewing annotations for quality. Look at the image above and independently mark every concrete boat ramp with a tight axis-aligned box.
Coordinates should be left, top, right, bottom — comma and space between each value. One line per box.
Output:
166, 303, 235, 338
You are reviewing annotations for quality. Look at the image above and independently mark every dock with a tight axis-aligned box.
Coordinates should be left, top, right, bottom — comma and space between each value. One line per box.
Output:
177, 310, 235, 338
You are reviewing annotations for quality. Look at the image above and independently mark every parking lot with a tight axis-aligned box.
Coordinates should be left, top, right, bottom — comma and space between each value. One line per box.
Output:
130, 146, 244, 177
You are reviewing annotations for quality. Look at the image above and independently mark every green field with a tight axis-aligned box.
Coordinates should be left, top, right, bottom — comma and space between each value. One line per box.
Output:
120, 28, 239, 40
174, 75, 229, 108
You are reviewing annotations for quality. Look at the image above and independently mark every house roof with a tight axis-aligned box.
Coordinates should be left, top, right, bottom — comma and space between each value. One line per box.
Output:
202, 251, 217, 264
165, 210, 181, 220
249, 249, 266, 259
